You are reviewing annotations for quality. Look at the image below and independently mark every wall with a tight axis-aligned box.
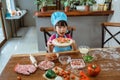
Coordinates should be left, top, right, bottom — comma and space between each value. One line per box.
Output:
15, 0, 36, 26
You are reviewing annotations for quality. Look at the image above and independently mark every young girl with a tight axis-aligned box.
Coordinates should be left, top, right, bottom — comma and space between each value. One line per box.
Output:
47, 11, 77, 53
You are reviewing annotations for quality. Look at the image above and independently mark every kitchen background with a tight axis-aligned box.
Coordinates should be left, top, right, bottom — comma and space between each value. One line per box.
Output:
1, 0, 120, 48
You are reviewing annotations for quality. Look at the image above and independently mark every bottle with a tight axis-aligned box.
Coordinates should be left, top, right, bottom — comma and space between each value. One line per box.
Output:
104, 0, 112, 10
108, 1, 112, 10
29, 54, 38, 67
104, 4, 108, 11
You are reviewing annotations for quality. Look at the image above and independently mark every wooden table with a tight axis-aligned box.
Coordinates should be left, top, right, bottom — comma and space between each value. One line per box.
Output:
0, 48, 120, 80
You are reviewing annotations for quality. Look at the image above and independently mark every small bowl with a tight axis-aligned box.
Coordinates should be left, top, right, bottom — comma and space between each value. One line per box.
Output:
79, 45, 89, 55
83, 55, 94, 62
58, 56, 71, 65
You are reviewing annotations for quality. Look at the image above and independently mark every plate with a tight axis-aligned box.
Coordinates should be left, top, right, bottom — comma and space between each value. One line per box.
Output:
38, 60, 55, 70
52, 66, 79, 80
45, 53, 59, 61
52, 37, 73, 47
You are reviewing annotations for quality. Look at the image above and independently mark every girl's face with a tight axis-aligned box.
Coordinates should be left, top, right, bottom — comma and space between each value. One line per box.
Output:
55, 26, 67, 37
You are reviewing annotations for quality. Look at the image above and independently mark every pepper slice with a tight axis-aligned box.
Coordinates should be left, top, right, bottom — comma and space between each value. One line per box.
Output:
83, 55, 93, 62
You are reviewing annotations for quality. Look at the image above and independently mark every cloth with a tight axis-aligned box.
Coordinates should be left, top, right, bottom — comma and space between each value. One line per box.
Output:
48, 34, 72, 52
51, 11, 67, 26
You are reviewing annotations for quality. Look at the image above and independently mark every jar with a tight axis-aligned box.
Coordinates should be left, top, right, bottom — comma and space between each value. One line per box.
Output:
98, 4, 104, 11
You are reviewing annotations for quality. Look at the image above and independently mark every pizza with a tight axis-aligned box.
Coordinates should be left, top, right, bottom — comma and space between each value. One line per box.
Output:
52, 37, 73, 47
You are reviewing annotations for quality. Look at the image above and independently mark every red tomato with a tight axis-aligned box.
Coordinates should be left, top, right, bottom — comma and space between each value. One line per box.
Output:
87, 64, 101, 77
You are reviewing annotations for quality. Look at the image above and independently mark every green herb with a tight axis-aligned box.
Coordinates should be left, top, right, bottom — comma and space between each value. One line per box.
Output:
92, 64, 97, 69
83, 55, 93, 62
64, 0, 71, 7
34, 0, 47, 11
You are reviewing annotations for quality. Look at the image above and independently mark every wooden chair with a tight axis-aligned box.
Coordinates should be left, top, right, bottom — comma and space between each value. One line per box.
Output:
40, 26, 76, 51
101, 22, 120, 48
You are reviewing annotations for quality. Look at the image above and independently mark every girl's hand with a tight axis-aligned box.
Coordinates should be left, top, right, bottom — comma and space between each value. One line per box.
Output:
47, 40, 54, 53
71, 39, 76, 44
47, 40, 54, 46
71, 39, 77, 51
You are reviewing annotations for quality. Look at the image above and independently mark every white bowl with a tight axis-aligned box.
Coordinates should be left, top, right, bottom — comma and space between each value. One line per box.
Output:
58, 56, 71, 65
70, 59, 85, 69
76, 6, 86, 11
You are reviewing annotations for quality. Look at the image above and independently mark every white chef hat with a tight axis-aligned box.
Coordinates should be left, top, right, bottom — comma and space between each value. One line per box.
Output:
51, 11, 67, 26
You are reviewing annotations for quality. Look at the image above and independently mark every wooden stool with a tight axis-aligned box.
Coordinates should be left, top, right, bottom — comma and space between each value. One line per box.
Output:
101, 22, 120, 47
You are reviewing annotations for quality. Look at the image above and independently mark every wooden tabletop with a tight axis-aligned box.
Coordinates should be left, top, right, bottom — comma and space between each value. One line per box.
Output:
0, 48, 120, 80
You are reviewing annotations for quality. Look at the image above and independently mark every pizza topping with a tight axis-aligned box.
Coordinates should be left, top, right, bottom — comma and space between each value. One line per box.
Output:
70, 59, 85, 69
45, 53, 59, 61
52, 37, 73, 47
83, 55, 93, 62
80, 71, 90, 80
52, 66, 79, 80
14, 64, 37, 75
38, 60, 55, 70
55, 37, 71, 43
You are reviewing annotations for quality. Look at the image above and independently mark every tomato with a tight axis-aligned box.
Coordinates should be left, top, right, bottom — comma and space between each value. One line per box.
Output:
17, 76, 21, 80
87, 64, 101, 77
71, 75, 75, 79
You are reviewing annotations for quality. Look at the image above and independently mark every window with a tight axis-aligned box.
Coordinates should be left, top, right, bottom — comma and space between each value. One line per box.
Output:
6, 0, 16, 13
0, 2, 7, 47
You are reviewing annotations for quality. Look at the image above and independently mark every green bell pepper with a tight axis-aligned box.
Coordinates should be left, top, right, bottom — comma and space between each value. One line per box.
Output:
45, 69, 56, 79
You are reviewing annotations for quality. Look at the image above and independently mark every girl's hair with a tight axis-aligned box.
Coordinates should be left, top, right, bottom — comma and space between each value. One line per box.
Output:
55, 20, 68, 27
55, 20, 70, 34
